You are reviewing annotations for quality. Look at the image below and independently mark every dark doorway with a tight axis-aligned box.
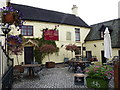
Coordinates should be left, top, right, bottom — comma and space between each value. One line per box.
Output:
119, 50, 120, 57
24, 47, 34, 64
101, 51, 107, 64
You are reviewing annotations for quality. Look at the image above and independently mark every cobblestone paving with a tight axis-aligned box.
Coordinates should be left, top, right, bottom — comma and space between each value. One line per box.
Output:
12, 64, 114, 88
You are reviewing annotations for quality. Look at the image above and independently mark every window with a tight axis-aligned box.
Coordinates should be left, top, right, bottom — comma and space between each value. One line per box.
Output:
99, 25, 112, 39
100, 29, 112, 39
99, 25, 106, 39
66, 32, 71, 40
100, 31, 104, 39
21, 25, 33, 36
82, 47, 86, 50
0, 41, 1, 46
119, 50, 120, 57
86, 51, 92, 58
75, 46, 81, 55
75, 28, 80, 41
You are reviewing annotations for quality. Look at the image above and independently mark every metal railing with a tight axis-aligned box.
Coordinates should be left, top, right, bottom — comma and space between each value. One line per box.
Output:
0, 46, 13, 89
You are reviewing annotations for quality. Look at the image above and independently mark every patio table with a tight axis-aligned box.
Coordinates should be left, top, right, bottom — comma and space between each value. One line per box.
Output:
68, 60, 90, 72
22, 64, 41, 77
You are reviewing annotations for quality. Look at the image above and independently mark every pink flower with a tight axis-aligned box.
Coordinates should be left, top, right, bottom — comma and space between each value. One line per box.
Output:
95, 66, 100, 68
65, 44, 79, 52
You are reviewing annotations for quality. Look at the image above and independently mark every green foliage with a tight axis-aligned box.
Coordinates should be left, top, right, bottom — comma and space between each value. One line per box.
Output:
25, 37, 59, 63
34, 47, 44, 64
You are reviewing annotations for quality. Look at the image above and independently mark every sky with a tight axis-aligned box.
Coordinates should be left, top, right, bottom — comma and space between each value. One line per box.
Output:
10, 0, 120, 25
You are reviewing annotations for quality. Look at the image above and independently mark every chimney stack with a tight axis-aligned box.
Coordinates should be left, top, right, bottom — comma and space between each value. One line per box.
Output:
72, 5, 78, 16
6, 0, 11, 6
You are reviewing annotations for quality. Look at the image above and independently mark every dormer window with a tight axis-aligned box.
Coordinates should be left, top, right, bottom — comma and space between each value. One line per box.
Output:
99, 25, 112, 39
100, 31, 104, 39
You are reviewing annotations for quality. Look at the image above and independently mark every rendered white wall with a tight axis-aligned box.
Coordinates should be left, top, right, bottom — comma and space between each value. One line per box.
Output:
85, 40, 120, 62
10, 20, 90, 65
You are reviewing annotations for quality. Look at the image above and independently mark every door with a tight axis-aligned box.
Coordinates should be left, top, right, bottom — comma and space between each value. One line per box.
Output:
86, 51, 92, 58
101, 51, 107, 64
119, 50, 120, 57
24, 47, 34, 64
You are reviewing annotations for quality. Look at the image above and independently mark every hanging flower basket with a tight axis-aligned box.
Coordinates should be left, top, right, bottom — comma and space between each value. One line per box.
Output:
0, 6, 23, 28
7, 35, 22, 46
2, 12, 14, 24
9, 40, 17, 45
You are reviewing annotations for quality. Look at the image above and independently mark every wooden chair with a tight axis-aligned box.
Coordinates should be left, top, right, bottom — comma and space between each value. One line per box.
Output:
32, 65, 43, 80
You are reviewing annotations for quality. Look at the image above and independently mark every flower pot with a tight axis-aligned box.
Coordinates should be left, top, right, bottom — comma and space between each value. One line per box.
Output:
86, 77, 109, 88
46, 62, 55, 68
2, 13, 14, 24
14, 65, 24, 73
9, 40, 17, 45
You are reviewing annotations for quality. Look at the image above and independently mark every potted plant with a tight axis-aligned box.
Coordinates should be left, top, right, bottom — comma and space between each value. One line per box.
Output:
0, 6, 23, 28
84, 65, 114, 88
39, 44, 57, 68
65, 44, 79, 58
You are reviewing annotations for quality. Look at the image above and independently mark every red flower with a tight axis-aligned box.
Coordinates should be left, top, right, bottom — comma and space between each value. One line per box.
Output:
65, 44, 79, 52
39, 44, 57, 54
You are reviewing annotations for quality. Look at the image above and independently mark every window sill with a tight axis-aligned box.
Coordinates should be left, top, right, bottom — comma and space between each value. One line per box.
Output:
75, 41, 81, 43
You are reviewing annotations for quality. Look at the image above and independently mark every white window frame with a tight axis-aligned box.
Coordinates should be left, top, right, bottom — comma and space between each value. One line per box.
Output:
75, 28, 80, 41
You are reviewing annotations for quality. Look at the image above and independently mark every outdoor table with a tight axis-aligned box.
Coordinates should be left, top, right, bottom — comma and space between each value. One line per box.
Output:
22, 64, 41, 77
68, 60, 90, 72
74, 61, 90, 63
69, 60, 90, 65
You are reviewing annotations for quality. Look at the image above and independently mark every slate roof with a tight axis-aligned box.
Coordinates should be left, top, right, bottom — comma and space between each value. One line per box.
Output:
85, 18, 120, 48
11, 3, 90, 28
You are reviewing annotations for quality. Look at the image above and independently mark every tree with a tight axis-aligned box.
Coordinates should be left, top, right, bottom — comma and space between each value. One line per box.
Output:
39, 44, 57, 61
65, 44, 79, 58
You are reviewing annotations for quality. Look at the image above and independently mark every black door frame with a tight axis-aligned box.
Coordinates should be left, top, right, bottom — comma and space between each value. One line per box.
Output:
119, 50, 120, 57
101, 51, 107, 64
24, 47, 34, 64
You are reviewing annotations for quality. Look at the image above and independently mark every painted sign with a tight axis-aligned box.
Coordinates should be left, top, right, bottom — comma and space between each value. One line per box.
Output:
44, 30, 59, 41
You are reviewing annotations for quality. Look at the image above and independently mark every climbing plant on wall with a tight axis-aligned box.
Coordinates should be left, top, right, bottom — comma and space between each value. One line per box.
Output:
24, 37, 59, 64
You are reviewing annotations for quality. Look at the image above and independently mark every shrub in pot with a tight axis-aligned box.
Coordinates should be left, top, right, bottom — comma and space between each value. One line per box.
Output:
65, 44, 79, 58
39, 44, 58, 68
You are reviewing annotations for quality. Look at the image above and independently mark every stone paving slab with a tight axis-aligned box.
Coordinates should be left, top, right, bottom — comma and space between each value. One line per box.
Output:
12, 64, 114, 88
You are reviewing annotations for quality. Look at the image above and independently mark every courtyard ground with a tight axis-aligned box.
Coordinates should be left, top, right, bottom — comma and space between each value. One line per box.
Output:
12, 64, 114, 89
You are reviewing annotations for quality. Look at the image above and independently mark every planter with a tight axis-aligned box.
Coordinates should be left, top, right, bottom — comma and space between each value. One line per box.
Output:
14, 65, 24, 73
2, 13, 14, 24
46, 62, 55, 68
86, 77, 109, 88
9, 40, 17, 45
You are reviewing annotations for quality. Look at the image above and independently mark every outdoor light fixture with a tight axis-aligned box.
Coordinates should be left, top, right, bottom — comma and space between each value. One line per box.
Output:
94, 44, 96, 47
61, 44, 64, 48
1, 27, 11, 36
1, 24, 11, 36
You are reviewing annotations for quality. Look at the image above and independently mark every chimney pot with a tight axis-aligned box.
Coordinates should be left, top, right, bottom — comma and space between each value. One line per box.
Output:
72, 5, 78, 16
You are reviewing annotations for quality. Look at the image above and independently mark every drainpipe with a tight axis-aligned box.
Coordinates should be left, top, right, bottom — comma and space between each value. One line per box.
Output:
81, 42, 85, 59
